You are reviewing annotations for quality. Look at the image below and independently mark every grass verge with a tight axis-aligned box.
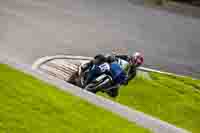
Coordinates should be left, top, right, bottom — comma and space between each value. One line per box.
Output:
0, 64, 150, 133
101, 72, 200, 133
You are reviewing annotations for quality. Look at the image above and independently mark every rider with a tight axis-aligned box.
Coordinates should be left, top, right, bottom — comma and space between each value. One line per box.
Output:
106, 59, 128, 97
106, 52, 144, 97
116, 52, 144, 82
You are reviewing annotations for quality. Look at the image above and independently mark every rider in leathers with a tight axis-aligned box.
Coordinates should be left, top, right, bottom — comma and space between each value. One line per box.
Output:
106, 52, 144, 97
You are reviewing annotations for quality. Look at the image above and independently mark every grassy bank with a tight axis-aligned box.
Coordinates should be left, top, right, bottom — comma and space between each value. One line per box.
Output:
0, 64, 150, 133
101, 72, 200, 133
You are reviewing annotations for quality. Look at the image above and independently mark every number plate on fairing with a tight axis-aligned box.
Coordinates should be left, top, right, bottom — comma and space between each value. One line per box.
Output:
99, 63, 110, 72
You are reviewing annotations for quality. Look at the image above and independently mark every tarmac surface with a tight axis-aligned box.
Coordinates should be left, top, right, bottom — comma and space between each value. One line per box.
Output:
0, 0, 200, 78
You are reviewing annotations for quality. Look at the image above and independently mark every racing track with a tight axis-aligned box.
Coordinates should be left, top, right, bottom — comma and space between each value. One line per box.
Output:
0, 0, 200, 77
0, 1, 198, 132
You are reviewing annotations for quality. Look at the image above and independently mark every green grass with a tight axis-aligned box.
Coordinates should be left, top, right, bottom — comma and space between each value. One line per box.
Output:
0, 64, 150, 133
100, 72, 200, 133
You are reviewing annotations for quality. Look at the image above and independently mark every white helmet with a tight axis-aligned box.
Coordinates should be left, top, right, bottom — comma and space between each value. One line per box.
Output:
130, 52, 144, 67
